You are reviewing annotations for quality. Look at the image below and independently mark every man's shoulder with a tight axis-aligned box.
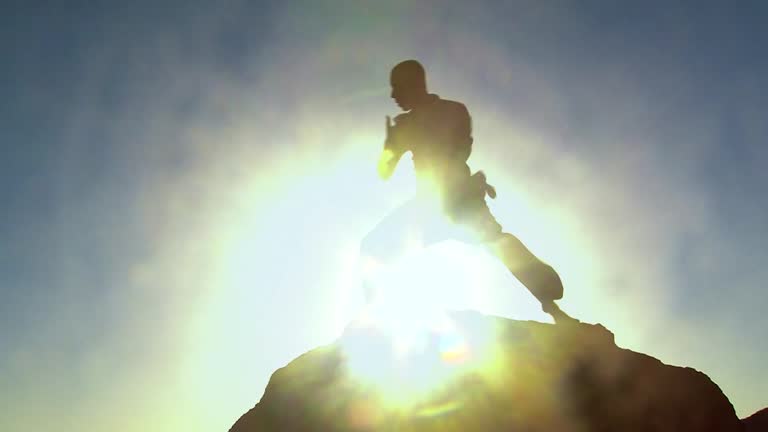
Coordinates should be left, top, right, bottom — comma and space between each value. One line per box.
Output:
435, 97, 467, 109
395, 95, 470, 125
432, 96, 470, 118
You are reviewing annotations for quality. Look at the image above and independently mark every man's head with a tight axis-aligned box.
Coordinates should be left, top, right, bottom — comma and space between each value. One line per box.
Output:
390, 59, 428, 111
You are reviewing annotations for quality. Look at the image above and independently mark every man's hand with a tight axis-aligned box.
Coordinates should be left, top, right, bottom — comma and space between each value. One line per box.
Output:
378, 115, 402, 180
384, 115, 394, 147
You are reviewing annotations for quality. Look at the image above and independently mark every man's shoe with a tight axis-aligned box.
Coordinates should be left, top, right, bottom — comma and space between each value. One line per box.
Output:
541, 300, 578, 325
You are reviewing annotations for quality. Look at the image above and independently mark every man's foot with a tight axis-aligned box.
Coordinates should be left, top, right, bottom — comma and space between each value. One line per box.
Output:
541, 300, 578, 325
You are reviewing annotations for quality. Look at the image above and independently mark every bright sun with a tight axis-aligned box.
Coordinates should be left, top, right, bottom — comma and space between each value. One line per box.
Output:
179, 130, 600, 425
341, 236, 507, 410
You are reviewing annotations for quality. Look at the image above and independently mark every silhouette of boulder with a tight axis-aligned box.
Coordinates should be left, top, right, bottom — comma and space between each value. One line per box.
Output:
230, 310, 742, 432
743, 407, 768, 431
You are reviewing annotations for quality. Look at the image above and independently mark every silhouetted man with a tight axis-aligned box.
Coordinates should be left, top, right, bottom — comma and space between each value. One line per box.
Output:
361, 59, 573, 323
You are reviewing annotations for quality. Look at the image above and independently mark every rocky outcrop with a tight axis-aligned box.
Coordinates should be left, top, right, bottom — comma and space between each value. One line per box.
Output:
743, 407, 768, 431
230, 310, 742, 431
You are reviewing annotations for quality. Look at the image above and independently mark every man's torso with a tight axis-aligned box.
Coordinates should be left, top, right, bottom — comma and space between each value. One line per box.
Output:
391, 94, 473, 196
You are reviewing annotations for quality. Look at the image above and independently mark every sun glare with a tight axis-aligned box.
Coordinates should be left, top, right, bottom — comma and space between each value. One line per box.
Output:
341, 300, 502, 413
176, 125, 603, 427
340, 238, 507, 411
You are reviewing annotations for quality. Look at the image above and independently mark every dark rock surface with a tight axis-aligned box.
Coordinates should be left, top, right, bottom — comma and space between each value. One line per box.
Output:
230, 310, 743, 431
743, 407, 768, 431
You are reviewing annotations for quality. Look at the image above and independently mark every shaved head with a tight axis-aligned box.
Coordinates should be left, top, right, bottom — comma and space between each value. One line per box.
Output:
390, 59, 429, 111
390, 59, 427, 90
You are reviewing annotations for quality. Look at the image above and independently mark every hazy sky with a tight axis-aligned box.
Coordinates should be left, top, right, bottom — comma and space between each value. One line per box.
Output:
1, 1, 766, 430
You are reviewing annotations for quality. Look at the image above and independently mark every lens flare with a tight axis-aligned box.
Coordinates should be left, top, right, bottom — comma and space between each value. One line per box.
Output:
340, 248, 504, 413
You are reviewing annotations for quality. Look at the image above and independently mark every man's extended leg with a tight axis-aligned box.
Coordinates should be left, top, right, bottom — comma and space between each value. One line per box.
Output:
359, 197, 439, 304
453, 197, 575, 323
487, 233, 563, 302
488, 233, 575, 323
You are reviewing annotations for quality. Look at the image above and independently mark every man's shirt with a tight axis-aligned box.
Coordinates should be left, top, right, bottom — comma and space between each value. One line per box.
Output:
385, 94, 474, 197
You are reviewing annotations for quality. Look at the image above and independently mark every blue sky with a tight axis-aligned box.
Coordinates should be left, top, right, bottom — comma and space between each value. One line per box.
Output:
1, 1, 766, 430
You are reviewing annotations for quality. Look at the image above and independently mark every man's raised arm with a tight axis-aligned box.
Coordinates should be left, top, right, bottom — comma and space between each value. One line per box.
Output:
377, 115, 406, 180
